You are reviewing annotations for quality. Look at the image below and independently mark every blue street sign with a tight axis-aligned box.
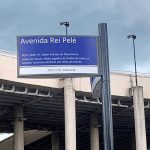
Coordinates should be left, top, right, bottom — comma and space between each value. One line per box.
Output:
17, 35, 100, 77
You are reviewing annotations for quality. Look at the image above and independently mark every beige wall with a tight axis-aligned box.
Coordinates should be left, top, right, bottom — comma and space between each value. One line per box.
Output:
0, 53, 92, 92
1, 53, 150, 99
0, 54, 62, 88
110, 72, 150, 99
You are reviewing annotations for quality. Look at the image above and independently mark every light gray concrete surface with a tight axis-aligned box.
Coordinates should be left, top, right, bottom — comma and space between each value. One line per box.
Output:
90, 113, 99, 150
64, 78, 76, 150
133, 86, 147, 150
52, 132, 59, 150
14, 105, 24, 150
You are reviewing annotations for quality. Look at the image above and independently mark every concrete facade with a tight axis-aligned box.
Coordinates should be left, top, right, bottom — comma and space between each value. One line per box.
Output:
1, 51, 150, 150
1, 52, 150, 98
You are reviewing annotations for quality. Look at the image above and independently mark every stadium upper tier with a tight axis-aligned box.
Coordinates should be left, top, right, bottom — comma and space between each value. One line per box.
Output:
0, 50, 150, 99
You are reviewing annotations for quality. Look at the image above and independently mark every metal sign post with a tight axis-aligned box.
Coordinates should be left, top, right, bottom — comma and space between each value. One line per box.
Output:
98, 23, 114, 150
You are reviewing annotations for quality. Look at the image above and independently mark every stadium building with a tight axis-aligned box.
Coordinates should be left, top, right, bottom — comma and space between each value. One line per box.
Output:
0, 50, 150, 150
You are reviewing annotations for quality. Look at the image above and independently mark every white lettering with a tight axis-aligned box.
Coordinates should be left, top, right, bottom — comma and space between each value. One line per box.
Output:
63, 37, 77, 43
49, 37, 60, 43
20, 37, 48, 44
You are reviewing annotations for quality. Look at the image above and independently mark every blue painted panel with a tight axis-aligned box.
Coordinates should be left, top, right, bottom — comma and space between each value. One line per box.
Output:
17, 36, 98, 66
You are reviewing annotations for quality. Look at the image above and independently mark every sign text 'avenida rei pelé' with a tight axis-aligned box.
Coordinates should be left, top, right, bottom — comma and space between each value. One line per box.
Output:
17, 35, 100, 77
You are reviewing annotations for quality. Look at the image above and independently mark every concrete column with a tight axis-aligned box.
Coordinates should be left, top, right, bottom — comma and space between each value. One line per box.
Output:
90, 113, 99, 150
14, 104, 24, 150
52, 132, 59, 150
133, 86, 147, 150
64, 78, 76, 150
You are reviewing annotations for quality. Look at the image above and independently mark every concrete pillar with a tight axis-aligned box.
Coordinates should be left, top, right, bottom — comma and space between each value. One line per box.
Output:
90, 113, 99, 150
14, 104, 24, 150
64, 78, 76, 150
52, 132, 59, 150
133, 86, 147, 150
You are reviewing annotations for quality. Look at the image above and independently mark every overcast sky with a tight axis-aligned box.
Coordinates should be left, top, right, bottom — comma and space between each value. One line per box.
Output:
0, 0, 150, 73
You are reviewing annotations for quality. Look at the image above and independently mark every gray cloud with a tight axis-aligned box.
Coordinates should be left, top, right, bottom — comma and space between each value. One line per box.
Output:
0, 0, 150, 73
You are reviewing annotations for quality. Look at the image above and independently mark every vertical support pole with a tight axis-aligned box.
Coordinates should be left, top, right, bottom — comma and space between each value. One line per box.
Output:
98, 23, 114, 150
52, 132, 59, 150
64, 78, 76, 150
90, 113, 100, 150
133, 86, 147, 150
14, 104, 24, 150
